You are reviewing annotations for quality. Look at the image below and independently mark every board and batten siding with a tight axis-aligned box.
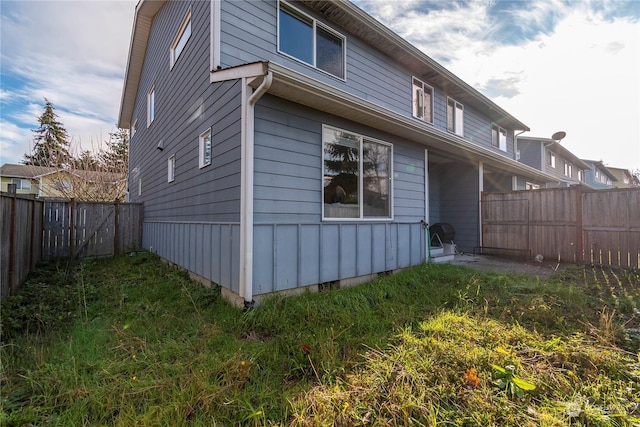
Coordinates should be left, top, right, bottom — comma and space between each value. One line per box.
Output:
251, 95, 426, 294
128, 1, 244, 293
219, 0, 514, 160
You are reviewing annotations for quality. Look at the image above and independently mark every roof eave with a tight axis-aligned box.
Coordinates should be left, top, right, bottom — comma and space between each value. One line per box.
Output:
118, 0, 165, 129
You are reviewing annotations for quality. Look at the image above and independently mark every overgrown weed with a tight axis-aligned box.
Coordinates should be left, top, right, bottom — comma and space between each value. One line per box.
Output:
1, 255, 638, 425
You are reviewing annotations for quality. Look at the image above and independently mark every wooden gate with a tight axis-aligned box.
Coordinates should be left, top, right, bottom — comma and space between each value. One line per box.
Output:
42, 200, 143, 260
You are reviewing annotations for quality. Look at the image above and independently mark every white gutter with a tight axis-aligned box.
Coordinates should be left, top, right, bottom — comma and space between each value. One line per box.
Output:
239, 71, 272, 307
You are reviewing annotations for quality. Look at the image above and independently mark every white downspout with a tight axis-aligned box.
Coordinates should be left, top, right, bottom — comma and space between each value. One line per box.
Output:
478, 161, 484, 250
240, 71, 272, 308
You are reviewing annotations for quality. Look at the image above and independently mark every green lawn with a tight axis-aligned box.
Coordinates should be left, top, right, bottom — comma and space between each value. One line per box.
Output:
1, 253, 639, 426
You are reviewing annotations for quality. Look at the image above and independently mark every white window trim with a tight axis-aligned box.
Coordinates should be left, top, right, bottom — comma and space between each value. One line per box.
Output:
548, 152, 556, 168
321, 124, 394, 221
199, 128, 212, 168
168, 155, 175, 183
491, 124, 507, 152
447, 97, 464, 136
277, 0, 347, 81
171, 8, 192, 69
412, 77, 434, 124
147, 85, 155, 127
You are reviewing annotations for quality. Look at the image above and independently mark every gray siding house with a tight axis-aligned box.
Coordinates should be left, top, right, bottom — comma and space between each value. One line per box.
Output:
118, 0, 555, 306
517, 136, 590, 188
582, 160, 617, 189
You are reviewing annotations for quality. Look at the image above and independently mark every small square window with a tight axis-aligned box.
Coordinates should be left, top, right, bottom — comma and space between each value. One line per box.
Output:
171, 9, 192, 68
168, 155, 175, 182
199, 128, 212, 168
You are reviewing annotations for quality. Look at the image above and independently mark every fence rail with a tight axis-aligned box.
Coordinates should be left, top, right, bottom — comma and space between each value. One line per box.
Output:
481, 187, 640, 269
1, 194, 143, 297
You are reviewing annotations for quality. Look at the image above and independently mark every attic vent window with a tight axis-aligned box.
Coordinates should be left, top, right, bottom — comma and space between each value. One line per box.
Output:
171, 9, 192, 69
278, 1, 345, 79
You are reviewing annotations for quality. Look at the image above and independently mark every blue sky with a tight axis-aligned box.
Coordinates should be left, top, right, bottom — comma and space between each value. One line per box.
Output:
1, 0, 639, 171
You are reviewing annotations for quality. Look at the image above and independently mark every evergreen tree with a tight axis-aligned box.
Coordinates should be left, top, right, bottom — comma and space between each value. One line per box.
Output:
23, 99, 70, 167
99, 128, 129, 173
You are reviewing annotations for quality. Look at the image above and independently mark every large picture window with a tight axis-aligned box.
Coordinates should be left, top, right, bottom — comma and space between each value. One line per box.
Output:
323, 126, 392, 220
278, 1, 345, 79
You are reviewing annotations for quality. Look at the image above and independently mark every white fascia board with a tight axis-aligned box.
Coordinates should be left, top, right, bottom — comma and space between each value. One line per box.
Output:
210, 62, 268, 83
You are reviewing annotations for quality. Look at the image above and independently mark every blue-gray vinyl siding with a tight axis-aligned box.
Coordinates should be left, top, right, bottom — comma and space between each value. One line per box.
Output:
127, 1, 243, 292
218, 0, 517, 160
251, 95, 426, 294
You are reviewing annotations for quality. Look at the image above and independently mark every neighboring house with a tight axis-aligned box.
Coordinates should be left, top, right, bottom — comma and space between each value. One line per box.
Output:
582, 160, 617, 189
516, 136, 589, 189
118, 0, 557, 306
607, 167, 640, 189
1, 164, 57, 197
0, 163, 126, 201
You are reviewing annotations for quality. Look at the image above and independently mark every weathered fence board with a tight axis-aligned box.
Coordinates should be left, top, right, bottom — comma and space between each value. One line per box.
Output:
1, 194, 44, 297
482, 187, 640, 269
1, 194, 143, 297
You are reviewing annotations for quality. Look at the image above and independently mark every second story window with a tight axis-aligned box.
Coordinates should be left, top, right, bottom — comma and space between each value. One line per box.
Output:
564, 161, 572, 177
578, 170, 584, 182
447, 98, 464, 136
147, 85, 155, 127
412, 78, 433, 123
491, 124, 507, 151
171, 9, 192, 69
278, 1, 345, 79
547, 151, 556, 168
130, 118, 137, 138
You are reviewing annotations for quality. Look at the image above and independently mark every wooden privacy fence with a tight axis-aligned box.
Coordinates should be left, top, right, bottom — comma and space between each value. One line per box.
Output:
1, 194, 143, 297
1, 193, 43, 297
481, 187, 640, 269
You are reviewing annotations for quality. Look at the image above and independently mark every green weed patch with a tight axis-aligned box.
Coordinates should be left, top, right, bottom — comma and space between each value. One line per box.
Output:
1, 254, 638, 426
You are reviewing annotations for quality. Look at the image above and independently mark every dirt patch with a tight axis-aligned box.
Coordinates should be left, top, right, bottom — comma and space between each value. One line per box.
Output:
449, 253, 565, 280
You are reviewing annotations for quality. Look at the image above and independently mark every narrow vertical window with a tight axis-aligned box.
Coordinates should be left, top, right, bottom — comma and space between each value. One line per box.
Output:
171, 9, 192, 68
147, 85, 155, 127
199, 128, 212, 168
138, 178, 142, 196
168, 155, 175, 182
547, 152, 556, 168
447, 98, 463, 136
412, 78, 433, 123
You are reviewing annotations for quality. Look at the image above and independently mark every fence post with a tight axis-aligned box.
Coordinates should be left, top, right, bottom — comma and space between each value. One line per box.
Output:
114, 201, 120, 255
7, 184, 17, 295
575, 186, 583, 264
69, 198, 75, 259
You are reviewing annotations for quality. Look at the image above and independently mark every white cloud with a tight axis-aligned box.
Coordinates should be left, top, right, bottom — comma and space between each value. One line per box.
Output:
359, 1, 640, 171
0, 0, 136, 165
